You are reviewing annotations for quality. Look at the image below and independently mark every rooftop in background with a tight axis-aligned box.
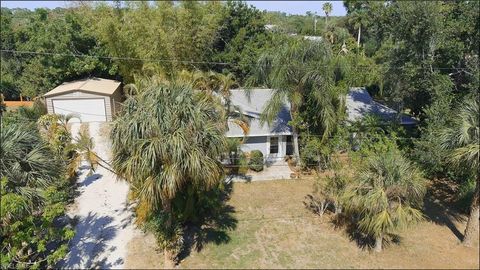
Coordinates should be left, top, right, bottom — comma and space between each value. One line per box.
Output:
43, 77, 121, 97
346, 87, 417, 125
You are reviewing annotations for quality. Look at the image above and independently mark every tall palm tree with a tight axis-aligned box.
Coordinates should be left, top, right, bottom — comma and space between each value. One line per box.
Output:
345, 149, 427, 252
110, 81, 226, 267
440, 98, 479, 246
248, 38, 343, 159
322, 2, 333, 24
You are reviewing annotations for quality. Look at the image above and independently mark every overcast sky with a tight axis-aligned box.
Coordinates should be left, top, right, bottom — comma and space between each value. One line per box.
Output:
0, 1, 347, 16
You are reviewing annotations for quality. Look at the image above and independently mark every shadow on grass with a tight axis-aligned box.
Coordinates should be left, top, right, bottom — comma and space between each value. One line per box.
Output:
422, 179, 466, 241
178, 182, 238, 261
330, 214, 402, 251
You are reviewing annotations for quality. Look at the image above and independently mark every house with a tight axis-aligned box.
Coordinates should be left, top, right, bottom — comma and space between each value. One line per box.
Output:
346, 87, 417, 125
43, 77, 123, 122
226, 89, 296, 161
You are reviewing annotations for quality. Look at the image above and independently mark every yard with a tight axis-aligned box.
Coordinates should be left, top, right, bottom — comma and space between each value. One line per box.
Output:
125, 179, 479, 269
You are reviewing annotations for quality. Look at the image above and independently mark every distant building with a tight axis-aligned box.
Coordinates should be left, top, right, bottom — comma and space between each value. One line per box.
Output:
303, 36, 323, 42
346, 87, 416, 125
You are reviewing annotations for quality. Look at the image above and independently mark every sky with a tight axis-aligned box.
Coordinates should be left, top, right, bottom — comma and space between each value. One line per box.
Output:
0, 1, 347, 16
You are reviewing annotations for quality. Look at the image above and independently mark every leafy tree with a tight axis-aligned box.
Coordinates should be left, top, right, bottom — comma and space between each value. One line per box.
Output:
212, 1, 272, 81
345, 148, 427, 252
110, 81, 227, 267
440, 98, 479, 246
7, 8, 114, 97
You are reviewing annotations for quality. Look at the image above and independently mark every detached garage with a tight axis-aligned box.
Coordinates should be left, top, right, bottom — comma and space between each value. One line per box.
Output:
44, 77, 122, 122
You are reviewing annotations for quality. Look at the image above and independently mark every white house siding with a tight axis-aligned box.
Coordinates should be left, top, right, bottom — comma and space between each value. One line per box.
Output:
238, 135, 288, 161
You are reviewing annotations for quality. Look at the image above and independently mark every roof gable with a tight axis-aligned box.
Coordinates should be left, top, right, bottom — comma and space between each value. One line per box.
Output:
43, 77, 121, 97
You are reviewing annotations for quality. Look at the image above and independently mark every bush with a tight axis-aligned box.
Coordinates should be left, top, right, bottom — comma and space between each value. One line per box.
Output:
248, 150, 264, 172
238, 152, 249, 174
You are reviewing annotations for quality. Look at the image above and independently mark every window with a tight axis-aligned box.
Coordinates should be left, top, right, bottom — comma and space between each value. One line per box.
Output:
286, 135, 294, 155
269, 137, 279, 154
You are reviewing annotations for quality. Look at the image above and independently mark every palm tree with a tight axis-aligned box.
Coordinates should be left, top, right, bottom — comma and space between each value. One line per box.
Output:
248, 38, 343, 159
177, 70, 250, 136
0, 123, 61, 203
66, 129, 99, 178
110, 81, 226, 267
322, 2, 333, 24
345, 149, 427, 252
440, 98, 479, 246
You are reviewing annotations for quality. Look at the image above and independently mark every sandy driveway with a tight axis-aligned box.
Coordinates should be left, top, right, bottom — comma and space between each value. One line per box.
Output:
61, 122, 138, 269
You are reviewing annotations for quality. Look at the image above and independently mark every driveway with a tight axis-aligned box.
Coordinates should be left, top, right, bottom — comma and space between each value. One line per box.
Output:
61, 122, 138, 269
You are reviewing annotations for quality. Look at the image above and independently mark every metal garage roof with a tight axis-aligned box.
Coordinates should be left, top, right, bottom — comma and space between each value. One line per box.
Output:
43, 77, 121, 97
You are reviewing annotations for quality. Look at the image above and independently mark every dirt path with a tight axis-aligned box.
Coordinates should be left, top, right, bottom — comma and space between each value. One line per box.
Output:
61, 122, 139, 269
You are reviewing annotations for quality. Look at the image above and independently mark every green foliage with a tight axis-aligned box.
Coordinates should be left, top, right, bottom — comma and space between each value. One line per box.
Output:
212, 1, 272, 81
111, 80, 227, 263
312, 167, 352, 215
144, 211, 184, 257
0, 122, 74, 268
1, 7, 113, 98
248, 150, 264, 172
344, 148, 427, 250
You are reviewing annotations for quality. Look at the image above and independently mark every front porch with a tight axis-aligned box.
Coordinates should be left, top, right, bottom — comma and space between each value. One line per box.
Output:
225, 159, 294, 182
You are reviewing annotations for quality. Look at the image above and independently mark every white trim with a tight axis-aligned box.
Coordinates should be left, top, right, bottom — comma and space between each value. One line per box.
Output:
226, 132, 293, 138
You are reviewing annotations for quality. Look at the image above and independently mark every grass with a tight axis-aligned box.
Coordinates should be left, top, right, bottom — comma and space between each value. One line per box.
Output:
125, 179, 479, 269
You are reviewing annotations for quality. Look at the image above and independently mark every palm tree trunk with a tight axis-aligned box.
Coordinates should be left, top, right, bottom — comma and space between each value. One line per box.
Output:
462, 178, 479, 246
289, 105, 300, 161
374, 234, 382, 252
292, 126, 300, 160
357, 24, 362, 47
162, 198, 176, 269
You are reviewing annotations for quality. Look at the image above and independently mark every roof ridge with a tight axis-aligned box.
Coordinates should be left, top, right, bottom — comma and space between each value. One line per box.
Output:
78, 78, 91, 90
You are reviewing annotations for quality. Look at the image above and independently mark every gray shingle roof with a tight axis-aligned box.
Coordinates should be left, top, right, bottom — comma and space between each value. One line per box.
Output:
226, 89, 292, 137
346, 87, 416, 125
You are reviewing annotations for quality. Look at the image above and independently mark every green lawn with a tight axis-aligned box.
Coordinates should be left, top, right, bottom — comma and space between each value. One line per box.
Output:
126, 179, 479, 269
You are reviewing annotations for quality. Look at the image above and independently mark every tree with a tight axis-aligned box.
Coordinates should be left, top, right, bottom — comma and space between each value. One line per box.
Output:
0, 123, 74, 268
345, 148, 427, 252
110, 81, 226, 267
248, 38, 343, 159
440, 98, 479, 246
212, 1, 272, 82
322, 2, 332, 24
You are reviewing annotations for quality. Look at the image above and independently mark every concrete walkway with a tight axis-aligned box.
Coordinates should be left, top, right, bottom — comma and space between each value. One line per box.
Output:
226, 160, 294, 182
61, 122, 138, 269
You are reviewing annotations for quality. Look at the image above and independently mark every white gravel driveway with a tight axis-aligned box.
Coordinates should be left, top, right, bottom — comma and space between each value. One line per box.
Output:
61, 122, 138, 269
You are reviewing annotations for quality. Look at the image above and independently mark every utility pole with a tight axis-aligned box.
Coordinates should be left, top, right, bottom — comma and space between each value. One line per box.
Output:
314, 12, 318, 35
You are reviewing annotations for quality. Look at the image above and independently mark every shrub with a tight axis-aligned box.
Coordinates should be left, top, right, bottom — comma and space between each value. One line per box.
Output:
249, 150, 264, 172
238, 152, 249, 174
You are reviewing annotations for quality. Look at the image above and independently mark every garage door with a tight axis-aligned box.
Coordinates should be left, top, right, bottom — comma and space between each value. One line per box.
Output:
52, 99, 107, 122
